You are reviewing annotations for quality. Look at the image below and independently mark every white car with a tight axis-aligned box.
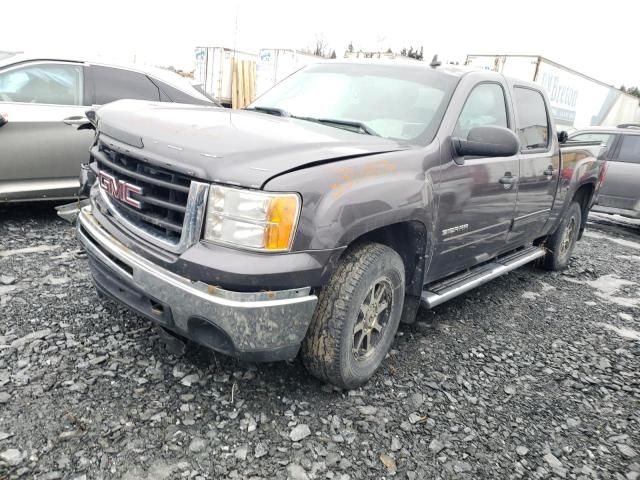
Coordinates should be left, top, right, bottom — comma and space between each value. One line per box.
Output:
0, 51, 219, 203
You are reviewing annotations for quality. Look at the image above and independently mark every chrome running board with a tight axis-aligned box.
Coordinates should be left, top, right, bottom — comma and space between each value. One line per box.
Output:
421, 246, 546, 308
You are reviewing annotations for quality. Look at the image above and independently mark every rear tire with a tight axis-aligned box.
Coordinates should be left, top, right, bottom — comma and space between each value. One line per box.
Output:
301, 242, 405, 389
539, 201, 582, 271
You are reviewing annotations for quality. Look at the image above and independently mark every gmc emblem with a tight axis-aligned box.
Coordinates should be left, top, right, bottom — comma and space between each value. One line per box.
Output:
98, 171, 143, 209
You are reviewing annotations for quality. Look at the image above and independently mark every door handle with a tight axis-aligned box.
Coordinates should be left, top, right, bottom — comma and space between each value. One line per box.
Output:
63, 115, 89, 126
543, 165, 554, 176
499, 173, 517, 185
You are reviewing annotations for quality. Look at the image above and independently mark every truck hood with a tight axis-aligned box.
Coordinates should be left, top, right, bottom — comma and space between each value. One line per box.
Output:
95, 100, 408, 188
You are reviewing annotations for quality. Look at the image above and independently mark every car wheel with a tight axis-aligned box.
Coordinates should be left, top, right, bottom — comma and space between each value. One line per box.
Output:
301, 242, 405, 389
539, 201, 582, 271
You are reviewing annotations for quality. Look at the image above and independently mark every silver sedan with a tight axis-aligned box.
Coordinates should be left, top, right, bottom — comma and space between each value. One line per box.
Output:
0, 51, 218, 203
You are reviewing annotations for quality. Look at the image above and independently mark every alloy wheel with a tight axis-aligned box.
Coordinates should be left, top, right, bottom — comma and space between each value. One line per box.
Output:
352, 277, 394, 360
560, 216, 576, 256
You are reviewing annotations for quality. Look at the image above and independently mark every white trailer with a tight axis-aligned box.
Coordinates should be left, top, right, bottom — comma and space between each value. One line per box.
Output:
256, 49, 324, 97
194, 47, 257, 106
465, 54, 640, 130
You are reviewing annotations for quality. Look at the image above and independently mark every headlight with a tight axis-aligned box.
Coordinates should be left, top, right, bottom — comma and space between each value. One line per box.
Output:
203, 185, 301, 252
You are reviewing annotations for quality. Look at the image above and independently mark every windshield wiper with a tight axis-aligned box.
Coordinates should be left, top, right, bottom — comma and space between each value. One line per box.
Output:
293, 116, 380, 136
244, 106, 290, 117
244, 109, 379, 136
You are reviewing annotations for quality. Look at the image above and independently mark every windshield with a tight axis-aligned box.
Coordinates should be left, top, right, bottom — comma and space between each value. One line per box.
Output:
250, 63, 458, 144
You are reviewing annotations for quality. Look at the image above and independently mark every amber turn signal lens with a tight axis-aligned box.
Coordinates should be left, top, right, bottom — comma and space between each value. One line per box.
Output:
265, 196, 299, 250
204, 185, 300, 252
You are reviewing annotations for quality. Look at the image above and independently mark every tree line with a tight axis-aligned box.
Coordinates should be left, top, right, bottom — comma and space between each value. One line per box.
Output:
620, 85, 640, 99
304, 38, 426, 60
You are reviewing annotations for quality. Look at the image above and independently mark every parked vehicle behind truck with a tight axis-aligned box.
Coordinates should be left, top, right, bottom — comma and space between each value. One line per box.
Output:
570, 124, 640, 219
76, 61, 606, 388
0, 51, 218, 203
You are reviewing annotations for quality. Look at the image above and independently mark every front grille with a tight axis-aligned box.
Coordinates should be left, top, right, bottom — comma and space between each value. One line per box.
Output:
93, 139, 193, 243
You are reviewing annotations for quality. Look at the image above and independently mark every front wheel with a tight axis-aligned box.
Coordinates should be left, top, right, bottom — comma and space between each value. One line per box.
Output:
301, 242, 405, 389
539, 201, 582, 271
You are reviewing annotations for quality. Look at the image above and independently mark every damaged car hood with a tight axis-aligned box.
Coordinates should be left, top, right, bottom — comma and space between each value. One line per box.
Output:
94, 100, 408, 188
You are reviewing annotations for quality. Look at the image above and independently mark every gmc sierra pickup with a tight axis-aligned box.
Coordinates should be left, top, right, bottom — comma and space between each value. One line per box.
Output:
75, 61, 607, 389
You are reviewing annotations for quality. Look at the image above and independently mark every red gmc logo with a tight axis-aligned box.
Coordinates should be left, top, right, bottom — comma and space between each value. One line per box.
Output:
98, 171, 143, 209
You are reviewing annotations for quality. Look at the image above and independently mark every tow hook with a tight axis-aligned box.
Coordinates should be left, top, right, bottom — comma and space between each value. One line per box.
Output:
55, 163, 96, 223
55, 198, 91, 224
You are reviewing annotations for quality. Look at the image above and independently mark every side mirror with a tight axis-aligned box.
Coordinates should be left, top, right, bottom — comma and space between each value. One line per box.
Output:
558, 130, 568, 144
452, 125, 520, 164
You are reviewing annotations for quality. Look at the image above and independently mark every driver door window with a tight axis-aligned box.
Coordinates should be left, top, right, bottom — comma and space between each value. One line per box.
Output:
0, 63, 83, 105
454, 83, 508, 138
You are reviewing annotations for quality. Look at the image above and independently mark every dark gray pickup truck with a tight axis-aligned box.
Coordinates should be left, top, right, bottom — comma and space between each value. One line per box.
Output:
76, 62, 607, 388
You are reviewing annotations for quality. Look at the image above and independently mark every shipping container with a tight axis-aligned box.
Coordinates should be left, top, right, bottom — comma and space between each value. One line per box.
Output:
194, 47, 257, 106
465, 54, 640, 130
256, 49, 324, 97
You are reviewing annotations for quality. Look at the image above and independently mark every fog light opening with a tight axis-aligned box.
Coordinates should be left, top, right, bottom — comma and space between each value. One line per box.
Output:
188, 317, 234, 354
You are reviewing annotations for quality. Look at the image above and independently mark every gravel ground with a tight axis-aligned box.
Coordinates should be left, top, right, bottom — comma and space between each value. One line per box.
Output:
0, 204, 638, 480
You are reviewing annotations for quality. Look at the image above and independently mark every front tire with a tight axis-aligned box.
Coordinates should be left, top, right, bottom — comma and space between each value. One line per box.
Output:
301, 242, 405, 389
539, 201, 582, 271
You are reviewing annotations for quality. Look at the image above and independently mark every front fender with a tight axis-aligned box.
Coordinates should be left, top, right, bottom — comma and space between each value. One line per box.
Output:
264, 147, 440, 252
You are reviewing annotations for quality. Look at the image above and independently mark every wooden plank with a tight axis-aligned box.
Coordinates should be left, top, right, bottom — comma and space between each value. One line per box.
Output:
249, 61, 256, 103
242, 61, 251, 107
237, 59, 241, 109
237, 60, 245, 108
231, 59, 238, 108
237, 60, 243, 108
231, 60, 257, 108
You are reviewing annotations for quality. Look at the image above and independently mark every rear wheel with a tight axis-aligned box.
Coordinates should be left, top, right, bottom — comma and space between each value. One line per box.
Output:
301, 242, 405, 389
539, 201, 582, 271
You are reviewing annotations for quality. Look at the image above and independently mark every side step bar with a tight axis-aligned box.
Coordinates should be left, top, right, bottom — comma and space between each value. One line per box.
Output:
421, 246, 546, 308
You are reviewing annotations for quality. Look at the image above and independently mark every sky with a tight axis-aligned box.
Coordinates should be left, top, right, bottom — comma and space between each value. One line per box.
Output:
4, 0, 639, 88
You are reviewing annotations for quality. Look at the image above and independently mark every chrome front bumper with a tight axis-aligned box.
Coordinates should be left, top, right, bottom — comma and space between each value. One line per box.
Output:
77, 205, 318, 361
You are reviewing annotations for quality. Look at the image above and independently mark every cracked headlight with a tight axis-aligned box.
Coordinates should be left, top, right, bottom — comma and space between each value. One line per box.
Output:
203, 185, 301, 252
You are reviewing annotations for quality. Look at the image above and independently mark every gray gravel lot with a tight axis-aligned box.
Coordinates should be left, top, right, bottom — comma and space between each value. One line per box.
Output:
0, 204, 638, 480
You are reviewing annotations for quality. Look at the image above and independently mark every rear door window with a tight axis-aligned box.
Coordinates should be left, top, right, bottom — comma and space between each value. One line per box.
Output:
153, 79, 211, 105
0, 63, 83, 105
91, 66, 160, 104
514, 87, 550, 151
616, 135, 640, 164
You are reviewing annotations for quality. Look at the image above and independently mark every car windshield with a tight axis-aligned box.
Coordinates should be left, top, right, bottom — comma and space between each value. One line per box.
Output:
250, 63, 458, 144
